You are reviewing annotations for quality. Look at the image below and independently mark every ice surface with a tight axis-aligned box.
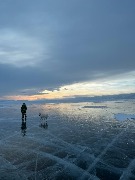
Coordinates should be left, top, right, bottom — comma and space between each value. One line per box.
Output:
0, 100, 135, 179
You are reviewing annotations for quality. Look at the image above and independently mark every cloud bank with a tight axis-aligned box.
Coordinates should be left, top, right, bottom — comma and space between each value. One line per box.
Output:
0, 0, 135, 98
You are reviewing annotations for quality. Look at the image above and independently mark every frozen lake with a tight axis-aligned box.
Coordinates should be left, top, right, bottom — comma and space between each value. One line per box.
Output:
0, 100, 135, 180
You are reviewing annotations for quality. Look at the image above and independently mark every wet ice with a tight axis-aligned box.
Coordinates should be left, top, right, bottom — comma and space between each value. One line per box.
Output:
0, 100, 135, 179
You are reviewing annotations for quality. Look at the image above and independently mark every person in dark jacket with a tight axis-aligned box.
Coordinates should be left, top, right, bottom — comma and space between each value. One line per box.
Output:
21, 103, 27, 120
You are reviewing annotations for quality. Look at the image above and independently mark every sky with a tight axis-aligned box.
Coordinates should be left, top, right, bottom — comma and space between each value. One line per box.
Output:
0, 0, 135, 100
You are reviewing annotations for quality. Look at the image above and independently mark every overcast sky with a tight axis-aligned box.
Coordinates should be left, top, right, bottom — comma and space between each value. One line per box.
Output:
0, 0, 135, 100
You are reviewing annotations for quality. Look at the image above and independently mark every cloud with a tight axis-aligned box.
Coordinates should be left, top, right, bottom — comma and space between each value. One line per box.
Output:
0, 29, 45, 67
0, 0, 135, 98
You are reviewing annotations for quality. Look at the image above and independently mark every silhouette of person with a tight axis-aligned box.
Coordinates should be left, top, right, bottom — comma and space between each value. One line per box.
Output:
21, 103, 27, 120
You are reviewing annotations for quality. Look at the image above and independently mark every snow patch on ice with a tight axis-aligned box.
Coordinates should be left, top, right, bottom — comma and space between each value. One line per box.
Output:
114, 113, 135, 121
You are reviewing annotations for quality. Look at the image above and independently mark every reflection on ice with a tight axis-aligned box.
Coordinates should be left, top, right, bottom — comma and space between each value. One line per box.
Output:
0, 100, 135, 179
21, 120, 27, 136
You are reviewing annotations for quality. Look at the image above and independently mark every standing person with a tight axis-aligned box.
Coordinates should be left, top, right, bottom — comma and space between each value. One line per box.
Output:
21, 103, 27, 120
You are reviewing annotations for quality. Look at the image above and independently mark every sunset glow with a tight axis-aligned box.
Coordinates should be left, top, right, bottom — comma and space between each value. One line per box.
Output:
4, 72, 135, 101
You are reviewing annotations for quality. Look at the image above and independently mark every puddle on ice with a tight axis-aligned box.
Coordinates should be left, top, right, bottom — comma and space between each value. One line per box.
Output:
82, 106, 107, 109
0, 100, 135, 179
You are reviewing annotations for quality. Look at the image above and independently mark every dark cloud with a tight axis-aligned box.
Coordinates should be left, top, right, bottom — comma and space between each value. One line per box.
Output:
0, 0, 135, 97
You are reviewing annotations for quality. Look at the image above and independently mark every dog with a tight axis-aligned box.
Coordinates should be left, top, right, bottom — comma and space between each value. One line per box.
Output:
39, 113, 48, 120
39, 113, 48, 128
